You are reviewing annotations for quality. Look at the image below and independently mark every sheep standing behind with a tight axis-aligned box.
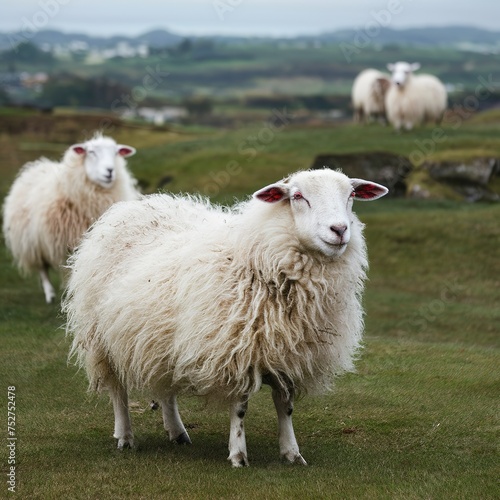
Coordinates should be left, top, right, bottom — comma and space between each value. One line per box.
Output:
2, 133, 139, 303
64, 168, 388, 467
385, 62, 448, 130
351, 69, 391, 124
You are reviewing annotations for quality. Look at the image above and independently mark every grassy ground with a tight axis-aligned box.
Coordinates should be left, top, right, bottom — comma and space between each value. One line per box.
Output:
0, 116, 499, 498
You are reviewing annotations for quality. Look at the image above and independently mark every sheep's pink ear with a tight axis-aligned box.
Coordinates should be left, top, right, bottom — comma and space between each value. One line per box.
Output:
117, 145, 136, 157
72, 144, 86, 155
351, 179, 389, 201
253, 183, 290, 203
410, 62, 421, 72
387, 63, 395, 72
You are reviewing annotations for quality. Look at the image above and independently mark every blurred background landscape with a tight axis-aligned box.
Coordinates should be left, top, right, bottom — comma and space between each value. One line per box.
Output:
1, 23, 500, 201
1, 25, 499, 125
1, 1, 499, 498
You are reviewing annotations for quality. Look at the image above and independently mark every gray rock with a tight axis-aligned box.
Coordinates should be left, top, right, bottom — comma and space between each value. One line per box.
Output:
310, 152, 412, 197
422, 158, 499, 202
425, 158, 498, 186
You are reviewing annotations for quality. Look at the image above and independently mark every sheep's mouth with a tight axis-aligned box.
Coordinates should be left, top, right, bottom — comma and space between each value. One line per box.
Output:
321, 239, 347, 249
98, 177, 115, 188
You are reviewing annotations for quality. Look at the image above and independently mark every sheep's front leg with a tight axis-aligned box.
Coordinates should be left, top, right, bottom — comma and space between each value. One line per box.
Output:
39, 265, 56, 304
227, 399, 249, 467
159, 394, 191, 444
271, 385, 307, 465
109, 383, 134, 449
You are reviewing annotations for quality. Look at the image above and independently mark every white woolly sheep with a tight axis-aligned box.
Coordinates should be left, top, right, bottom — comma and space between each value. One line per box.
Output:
351, 69, 391, 124
2, 133, 139, 304
63, 168, 388, 467
385, 61, 448, 131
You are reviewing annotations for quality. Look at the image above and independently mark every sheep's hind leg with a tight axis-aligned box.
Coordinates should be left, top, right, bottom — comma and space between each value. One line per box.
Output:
39, 265, 56, 304
109, 382, 134, 449
159, 394, 191, 444
227, 398, 249, 467
270, 380, 307, 465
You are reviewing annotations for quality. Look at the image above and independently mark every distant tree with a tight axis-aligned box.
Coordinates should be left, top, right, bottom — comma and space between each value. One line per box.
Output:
38, 73, 169, 109
149, 46, 170, 57
1, 41, 55, 65
182, 96, 213, 117
39, 74, 131, 108
0, 86, 10, 106
175, 38, 193, 56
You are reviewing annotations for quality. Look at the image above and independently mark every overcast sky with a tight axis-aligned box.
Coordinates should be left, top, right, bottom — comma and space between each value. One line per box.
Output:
1, 0, 499, 37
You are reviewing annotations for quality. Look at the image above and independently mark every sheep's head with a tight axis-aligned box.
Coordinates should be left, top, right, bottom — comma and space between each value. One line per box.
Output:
387, 61, 421, 88
70, 135, 136, 188
253, 169, 388, 258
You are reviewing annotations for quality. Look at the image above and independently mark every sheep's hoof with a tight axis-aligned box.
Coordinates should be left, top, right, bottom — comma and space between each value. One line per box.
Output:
45, 292, 56, 304
282, 452, 307, 466
173, 432, 192, 445
117, 437, 134, 450
228, 452, 249, 468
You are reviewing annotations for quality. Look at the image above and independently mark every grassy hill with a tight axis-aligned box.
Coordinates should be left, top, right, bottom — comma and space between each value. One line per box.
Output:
2, 106, 500, 200
0, 113, 498, 498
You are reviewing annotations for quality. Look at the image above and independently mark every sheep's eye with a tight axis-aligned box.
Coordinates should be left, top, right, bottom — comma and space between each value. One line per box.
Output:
293, 192, 303, 200
350, 190, 356, 198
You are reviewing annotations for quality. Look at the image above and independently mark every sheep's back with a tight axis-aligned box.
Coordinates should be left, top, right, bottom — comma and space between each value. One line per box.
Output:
65, 195, 230, 388
413, 74, 448, 120
352, 69, 387, 114
66, 194, 367, 399
2, 159, 68, 271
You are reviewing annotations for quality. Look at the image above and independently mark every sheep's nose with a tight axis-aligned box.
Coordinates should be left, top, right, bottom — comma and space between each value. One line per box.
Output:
106, 168, 113, 175
330, 225, 347, 238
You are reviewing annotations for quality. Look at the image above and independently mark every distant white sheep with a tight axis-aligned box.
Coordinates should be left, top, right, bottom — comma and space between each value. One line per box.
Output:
2, 133, 139, 303
385, 61, 448, 130
64, 168, 388, 467
351, 69, 391, 124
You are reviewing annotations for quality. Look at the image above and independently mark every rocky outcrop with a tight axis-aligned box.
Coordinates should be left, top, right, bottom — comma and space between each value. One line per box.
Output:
310, 153, 499, 202
310, 152, 412, 197
421, 158, 499, 202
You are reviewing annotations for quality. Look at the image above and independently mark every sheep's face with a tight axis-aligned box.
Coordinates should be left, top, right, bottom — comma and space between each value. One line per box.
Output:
254, 170, 388, 259
71, 138, 136, 189
387, 61, 421, 88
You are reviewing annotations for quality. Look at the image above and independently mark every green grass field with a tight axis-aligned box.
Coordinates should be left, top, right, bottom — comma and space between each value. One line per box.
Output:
1, 114, 499, 499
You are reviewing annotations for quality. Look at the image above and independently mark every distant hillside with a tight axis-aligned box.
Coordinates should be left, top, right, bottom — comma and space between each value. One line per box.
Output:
0, 28, 183, 51
1, 25, 499, 52
318, 26, 500, 46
